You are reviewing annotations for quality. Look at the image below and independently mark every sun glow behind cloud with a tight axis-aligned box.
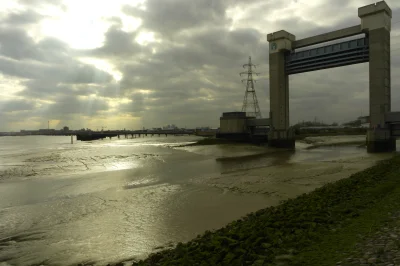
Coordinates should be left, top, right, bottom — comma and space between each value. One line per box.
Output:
78, 57, 123, 81
39, 0, 144, 49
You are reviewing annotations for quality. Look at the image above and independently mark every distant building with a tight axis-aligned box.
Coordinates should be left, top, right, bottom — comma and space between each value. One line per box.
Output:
63, 126, 69, 131
195, 126, 211, 131
163, 124, 178, 130
216, 111, 269, 142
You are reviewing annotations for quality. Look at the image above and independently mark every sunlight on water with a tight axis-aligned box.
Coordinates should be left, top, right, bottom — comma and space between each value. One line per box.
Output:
0, 135, 395, 265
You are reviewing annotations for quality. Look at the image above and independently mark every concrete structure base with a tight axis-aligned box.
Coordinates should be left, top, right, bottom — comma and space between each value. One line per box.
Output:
366, 129, 396, 153
367, 138, 396, 153
268, 138, 295, 149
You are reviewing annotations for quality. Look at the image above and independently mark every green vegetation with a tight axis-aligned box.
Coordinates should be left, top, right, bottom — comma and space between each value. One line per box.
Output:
133, 155, 400, 266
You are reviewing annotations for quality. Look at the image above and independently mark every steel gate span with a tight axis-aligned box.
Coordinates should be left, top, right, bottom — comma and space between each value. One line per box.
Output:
285, 37, 369, 75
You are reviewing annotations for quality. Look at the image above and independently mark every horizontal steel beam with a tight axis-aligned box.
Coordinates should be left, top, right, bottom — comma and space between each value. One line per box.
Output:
286, 37, 369, 75
293, 25, 363, 49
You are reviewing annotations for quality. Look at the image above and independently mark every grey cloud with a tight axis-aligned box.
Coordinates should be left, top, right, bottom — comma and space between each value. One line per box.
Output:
17, 80, 103, 99
0, 25, 115, 129
17, 0, 66, 10
118, 92, 146, 114
0, 27, 71, 63
2, 0, 400, 130
0, 56, 113, 84
0, 99, 36, 113
110, 34, 269, 125
82, 26, 148, 59
123, 0, 229, 37
45, 95, 110, 117
3, 9, 44, 25
0, 28, 41, 61
18, 80, 69, 99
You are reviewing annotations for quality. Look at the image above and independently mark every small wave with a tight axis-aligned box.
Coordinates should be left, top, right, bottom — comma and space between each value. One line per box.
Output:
123, 177, 159, 190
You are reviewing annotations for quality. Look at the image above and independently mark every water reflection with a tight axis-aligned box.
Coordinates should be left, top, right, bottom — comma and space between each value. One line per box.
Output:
0, 136, 394, 265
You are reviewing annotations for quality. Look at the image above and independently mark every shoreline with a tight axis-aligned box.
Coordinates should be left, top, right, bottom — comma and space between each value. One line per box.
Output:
180, 134, 367, 149
132, 154, 400, 266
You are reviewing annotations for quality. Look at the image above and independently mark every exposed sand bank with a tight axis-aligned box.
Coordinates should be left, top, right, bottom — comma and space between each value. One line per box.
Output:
193, 135, 391, 202
202, 154, 391, 198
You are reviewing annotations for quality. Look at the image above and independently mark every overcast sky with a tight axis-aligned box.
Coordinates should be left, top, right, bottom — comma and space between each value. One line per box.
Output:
1, 0, 400, 131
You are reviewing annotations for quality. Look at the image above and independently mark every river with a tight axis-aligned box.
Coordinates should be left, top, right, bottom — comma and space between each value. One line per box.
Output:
0, 135, 396, 265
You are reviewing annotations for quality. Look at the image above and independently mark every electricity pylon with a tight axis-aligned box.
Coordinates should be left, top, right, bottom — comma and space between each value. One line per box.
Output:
240, 56, 262, 118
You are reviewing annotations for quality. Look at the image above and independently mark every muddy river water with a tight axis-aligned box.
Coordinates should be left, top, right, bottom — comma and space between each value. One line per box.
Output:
0, 135, 397, 265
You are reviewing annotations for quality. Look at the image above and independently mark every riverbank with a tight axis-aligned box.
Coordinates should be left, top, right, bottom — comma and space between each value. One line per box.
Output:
132, 154, 400, 266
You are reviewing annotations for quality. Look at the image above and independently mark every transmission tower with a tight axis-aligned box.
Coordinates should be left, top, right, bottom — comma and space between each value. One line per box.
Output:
240, 56, 262, 118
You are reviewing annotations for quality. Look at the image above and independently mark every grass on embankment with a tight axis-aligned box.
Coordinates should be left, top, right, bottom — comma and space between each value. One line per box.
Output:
132, 155, 400, 266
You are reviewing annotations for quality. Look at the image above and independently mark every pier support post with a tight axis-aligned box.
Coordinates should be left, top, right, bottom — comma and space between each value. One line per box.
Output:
71, 135, 73, 144
359, 2, 396, 152
267, 30, 296, 149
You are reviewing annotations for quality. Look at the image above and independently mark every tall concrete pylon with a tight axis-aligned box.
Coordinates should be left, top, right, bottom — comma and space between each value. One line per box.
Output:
360, 2, 395, 152
267, 31, 296, 148
266, 1, 396, 152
